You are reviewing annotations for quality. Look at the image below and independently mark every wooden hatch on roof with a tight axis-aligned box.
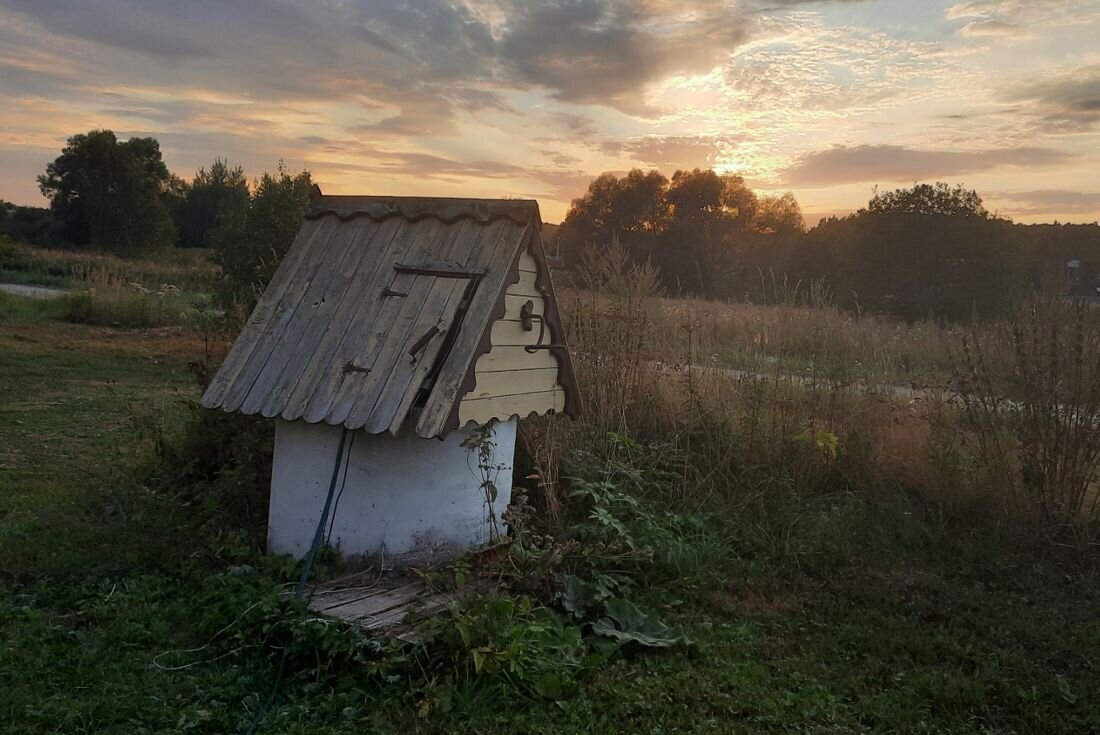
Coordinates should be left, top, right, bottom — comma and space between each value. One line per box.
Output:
201, 190, 579, 438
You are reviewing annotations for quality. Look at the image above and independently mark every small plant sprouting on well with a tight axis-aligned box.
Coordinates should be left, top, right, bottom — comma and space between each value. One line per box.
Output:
462, 421, 507, 542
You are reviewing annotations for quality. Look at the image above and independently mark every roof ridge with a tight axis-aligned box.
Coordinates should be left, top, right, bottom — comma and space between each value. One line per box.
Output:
307, 208, 534, 226
307, 196, 540, 227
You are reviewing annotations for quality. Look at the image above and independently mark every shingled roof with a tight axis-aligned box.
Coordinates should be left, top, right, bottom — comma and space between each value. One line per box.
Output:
201, 191, 578, 438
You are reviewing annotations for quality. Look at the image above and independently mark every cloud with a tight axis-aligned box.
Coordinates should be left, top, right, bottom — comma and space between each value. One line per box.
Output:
1, 0, 218, 59
1005, 65, 1100, 132
538, 149, 583, 166
946, 1, 1100, 30
722, 14, 952, 120
601, 135, 741, 171
753, 0, 869, 5
0, 0, 1095, 224
495, 0, 750, 114
995, 190, 1100, 216
783, 144, 1074, 187
958, 19, 1030, 38
0, 0, 755, 123
308, 137, 528, 182
529, 169, 597, 203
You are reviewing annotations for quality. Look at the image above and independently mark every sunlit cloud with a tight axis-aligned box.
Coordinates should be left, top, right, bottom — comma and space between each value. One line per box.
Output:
783, 144, 1074, 187
0, 0, 1097, 223
992, 189, 1100, 216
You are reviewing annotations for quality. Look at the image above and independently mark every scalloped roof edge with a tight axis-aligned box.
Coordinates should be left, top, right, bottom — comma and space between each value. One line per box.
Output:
307, 193, 541, 227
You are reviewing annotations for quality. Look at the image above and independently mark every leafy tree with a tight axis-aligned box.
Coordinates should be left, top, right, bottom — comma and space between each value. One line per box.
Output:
666, 169, 757, 228
558, 168, 797, 296
176, 159, 250, 247
661, 170, 758, 294
753, 193, 804, 235
213, 162, 312, 308
864, 182, 990, 219
37, 130, 177, 253
557, 169, 670, 267
804, 184, 1015, 319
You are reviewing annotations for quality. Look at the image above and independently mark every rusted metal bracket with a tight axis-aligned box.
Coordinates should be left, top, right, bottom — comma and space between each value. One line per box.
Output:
342, 362, 371, 375
408, 325, 441, 362
393, 262, 485, 279
519, 300, 537, 332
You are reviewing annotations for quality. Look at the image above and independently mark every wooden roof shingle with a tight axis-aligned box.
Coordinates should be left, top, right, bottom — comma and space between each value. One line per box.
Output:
201, 192, 578, 438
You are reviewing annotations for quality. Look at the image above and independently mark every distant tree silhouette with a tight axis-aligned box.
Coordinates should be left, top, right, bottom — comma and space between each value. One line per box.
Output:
557, 169, 670, 268
38, 130, 177, 253
797, 182, 1016, 319
175, 159, 250, 248
865, 182, 989, 219
659, 169, 755, 293
559, 167, 809, 296
0, 200, 59, 245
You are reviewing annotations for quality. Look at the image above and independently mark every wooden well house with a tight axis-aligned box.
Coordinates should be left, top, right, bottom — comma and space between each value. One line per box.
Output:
201, 191, 578, 565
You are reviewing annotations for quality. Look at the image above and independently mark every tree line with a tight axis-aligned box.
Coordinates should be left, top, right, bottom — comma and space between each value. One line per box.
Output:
558, 173, 1100, 321
6, 130, 1099, 322
0, 129, 313, 304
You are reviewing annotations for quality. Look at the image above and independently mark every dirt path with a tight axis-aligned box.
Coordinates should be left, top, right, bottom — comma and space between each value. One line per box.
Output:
0, 283, 66, 299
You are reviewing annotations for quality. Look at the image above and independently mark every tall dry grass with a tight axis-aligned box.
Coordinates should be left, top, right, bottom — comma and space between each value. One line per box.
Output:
0, 241, 224, 328
543, 245, 1100, 543
544, 240, 937, 518
1, 242, 219, 293
955, 295, 1100, 529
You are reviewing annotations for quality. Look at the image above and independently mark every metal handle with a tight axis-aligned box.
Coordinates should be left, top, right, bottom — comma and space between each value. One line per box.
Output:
519, 300, 563, 354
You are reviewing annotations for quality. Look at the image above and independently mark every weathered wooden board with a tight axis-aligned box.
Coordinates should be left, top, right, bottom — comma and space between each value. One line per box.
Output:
306, 576, 493, 641
518, 250, 538, 273
278, 217, 405, 422
466, 368, 561, 399
459, 388, 565, 425
490, 318, 548, 346
502, 293, 545, 318
297, 218, 447, 425
414, 221, 531, 436
206, 217, 337, 412
505, 270, 541, 297
472, 345, 558, 372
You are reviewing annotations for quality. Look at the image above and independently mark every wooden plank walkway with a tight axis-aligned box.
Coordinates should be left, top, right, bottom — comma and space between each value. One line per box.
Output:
305, 572, 493, 642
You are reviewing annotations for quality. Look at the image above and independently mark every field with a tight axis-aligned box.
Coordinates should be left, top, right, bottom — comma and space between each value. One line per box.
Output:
2, 248, 1100, 734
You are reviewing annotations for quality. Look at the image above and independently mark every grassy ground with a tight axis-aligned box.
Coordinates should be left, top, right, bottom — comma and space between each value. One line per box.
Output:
0, 310, 203, 576
2, 295, 1100, 734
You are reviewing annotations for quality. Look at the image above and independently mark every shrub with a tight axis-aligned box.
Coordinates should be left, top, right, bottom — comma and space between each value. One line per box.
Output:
61, 282, 199, 328
955, 294, 1100, 529
212, 163, 312, 310
144, 404, 275, 559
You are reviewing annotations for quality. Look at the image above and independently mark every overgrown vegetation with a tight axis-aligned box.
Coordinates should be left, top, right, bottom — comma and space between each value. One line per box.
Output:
4, 209, 1100, 732
210, 163, 313, 309
0, 238, 222, 328
956, 294, 1100, 529
4, 283, 1100, 732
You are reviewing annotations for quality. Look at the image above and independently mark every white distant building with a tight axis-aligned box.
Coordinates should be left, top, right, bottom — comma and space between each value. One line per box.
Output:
202, 190, 579, 566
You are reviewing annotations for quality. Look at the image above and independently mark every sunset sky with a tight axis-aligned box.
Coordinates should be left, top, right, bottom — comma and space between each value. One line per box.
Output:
1, 0, 1098, 224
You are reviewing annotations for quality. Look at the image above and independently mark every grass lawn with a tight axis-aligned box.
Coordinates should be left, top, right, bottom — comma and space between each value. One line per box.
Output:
2, 298, 1099, 734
